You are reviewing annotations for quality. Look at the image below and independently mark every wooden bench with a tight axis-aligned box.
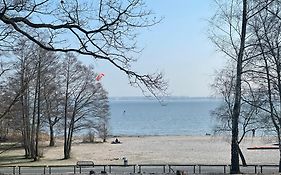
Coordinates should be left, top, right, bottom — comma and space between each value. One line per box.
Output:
76, 161, 94, 167
76, 161, 95, 174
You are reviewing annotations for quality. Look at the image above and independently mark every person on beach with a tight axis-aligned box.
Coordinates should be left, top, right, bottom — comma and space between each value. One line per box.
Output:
111, 138, 121, 144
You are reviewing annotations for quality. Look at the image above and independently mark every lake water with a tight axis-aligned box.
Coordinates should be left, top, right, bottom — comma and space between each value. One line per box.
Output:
109, 97, 222, 136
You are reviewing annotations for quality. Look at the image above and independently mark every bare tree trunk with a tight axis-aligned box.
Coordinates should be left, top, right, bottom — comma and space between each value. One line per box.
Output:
63, 65, 70, 159
65, 110, 75, 159
238, 145, 247, 166
44, 89, 56, 147
30, 92, 36, 160
230, 0, 247, 173
265, 55, 281, 172
21, 92, 31, 158
31, 69, 39, 160
20, 60, 31, 158
47, 101, 55, 146
255, 16, 281, 172
49, 122, 55, 146
34, 60, 41, 161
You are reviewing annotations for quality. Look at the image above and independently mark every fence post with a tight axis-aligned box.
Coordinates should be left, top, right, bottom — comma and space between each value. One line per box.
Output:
193, 165, 196, 174
138, 165, 141, 173
109, 165, 112, 173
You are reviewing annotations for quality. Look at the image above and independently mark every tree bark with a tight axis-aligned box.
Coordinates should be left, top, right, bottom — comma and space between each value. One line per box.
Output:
49, 123, 55, 147
34, 59, 41, 161
30, 84, 37, 160
230, 0, 247, 173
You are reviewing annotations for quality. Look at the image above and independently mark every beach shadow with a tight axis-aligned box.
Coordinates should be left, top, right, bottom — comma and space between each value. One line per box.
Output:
80, 141, 104, 144
0, 155, 33, 165
0, 143, 23, 151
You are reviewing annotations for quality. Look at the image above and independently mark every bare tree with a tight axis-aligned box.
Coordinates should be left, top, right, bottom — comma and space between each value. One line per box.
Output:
10, 39, 58, 160
249, 2, 281, 171
0, 0, 167, 97
40, 51, 62, 147
211, 65, 265, 166
94, 83, 110, 142
209, 0, 275, 173
11, 38, 37, 158
61, 53, 109, 159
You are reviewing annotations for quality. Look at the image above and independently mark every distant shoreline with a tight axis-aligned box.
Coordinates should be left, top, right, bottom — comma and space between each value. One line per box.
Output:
109, 96, 223, 101
108, 133, 214, 137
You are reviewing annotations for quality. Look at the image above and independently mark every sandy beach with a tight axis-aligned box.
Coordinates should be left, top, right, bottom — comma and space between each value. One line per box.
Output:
0, 135, 279, 166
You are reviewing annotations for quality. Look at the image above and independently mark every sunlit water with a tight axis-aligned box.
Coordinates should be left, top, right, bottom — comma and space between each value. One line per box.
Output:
109, 97, 221, 136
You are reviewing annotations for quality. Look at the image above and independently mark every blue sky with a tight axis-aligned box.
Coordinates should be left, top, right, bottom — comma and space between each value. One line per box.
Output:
88, 0, 225, 97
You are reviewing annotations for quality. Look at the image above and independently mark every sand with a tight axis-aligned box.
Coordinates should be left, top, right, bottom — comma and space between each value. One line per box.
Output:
0, 135, 279, 166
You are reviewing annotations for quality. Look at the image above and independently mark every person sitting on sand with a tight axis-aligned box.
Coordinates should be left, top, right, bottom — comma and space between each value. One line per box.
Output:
111, 138, 121, 144
115, 138, 120, 143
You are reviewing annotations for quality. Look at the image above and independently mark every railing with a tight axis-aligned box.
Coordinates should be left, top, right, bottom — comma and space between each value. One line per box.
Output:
0, 164, 279, 174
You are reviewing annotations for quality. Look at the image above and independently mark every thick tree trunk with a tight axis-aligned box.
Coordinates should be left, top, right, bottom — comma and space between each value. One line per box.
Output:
49, 125, 55, 146
64, 116, 74, 159
20, 62, 32, 158
34, 77, 40, 160
64, 129, 72, 159
231, 115, 240, 173
31, 64, 40, 161
230, 0, 247, 174
46, 97, 55, 147
21, 95, 31, 158
35, 60, 41, 161
24, 92, 31, 158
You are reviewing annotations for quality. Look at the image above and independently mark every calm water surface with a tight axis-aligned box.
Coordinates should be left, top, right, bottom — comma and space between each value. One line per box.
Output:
109, 97, 221, 136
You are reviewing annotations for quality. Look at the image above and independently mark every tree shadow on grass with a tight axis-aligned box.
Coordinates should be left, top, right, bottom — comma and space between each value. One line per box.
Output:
0, 155, 33, 166
0, 143, 22, 151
